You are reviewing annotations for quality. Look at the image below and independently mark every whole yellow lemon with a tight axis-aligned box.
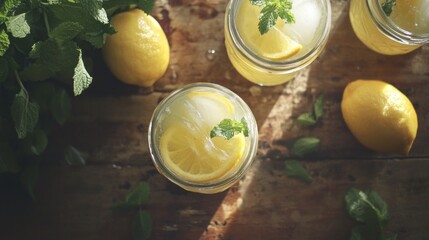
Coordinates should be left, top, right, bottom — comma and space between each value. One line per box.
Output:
102, 9, 170, 87
341, 80, 418, 155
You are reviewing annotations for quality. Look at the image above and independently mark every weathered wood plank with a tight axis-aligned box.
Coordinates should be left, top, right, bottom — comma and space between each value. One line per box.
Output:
1, 158, 429, 239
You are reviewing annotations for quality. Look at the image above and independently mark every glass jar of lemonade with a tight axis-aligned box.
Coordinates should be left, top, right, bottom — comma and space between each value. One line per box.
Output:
349, 0, 429, 55
148, 83, 258, 194
225, 0, 331, 86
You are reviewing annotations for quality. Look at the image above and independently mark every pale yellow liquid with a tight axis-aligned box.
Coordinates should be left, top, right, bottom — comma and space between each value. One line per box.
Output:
349, 0, 424, 55
225, 0, 327, 86
225, 25, 297, 85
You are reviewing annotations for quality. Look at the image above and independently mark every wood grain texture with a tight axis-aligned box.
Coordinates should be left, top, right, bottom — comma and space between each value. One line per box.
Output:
1, 0, 429, 239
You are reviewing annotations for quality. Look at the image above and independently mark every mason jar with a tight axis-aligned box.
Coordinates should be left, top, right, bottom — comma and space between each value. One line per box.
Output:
148, 83, 258, 194
224, 0, 332, 86
349, 0, 429, 55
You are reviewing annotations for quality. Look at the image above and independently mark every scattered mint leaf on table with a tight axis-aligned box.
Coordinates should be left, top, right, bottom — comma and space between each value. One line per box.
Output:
250, 0, 295, 35
112, 182, 153, 239
113, 181, 150, 209
297, 94, 324, 126
292, 137, 320, 157
314, 94, 324, 120
297, 112, 317, 126
133, 210, 152, 240
285, 160, 313, 183
345, 188, 397, 240
210, 117, 249, 140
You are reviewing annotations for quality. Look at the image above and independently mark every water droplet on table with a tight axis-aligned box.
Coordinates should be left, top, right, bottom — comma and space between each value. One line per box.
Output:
205, 49, 217, 61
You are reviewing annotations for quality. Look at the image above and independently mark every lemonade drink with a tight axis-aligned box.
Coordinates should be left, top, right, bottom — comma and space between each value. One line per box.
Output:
148, 83, 258, 194
349, 0, 429, 55
225, 0, 331, 85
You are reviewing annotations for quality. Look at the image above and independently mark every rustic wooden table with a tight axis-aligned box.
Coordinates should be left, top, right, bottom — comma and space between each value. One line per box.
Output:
1, 0, 429, 239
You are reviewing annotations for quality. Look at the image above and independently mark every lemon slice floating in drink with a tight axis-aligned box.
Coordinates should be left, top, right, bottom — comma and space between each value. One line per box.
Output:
236, 0, 302, 60
159, 90, 245, 182
160, 125, 245, 182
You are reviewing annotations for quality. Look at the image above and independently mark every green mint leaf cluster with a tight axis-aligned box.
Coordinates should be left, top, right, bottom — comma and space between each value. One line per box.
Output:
284, 160, 313, 183
250, 0, 295, 35
0, 0, 154, 198
381, 0, 396, 16
345, 188, 397, 240
210, 117, 249, 140
112, 182, 152, 240
297, 95, 324, 126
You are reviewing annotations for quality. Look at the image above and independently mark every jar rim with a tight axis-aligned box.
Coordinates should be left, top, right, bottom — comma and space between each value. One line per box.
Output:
367, 0, 429, 44
148, 82, 259, 193
226, 0, 332, 72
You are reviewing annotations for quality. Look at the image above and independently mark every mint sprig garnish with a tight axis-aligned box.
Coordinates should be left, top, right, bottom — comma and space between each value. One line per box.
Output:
381, 0, 396, 16
250, 0, 295, 35
210, 117, 249, 140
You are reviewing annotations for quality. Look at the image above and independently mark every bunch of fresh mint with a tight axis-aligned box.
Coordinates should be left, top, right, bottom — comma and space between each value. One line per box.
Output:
0, 0, 153, 197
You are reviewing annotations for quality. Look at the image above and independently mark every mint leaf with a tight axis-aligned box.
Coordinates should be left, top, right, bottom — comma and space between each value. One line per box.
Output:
20, 62, 55, 81
50, 88, 71, 125
51, 21, 84, 40
252, 0, 295, 35
80, 0, 109, 24
250, 0, 265, 6
0, 30, 10, 56
258, 4, 277, 35
366, 190, 388, 225
297, 112, 316, 126
125, 182, 150, 206
345, 188, 394, 240
285, 160, 313, 183
381, 0, 396, 16
314, 95, 324, 120
345, 188, 372, 223
133, 210, 152, 240
46, 2, 114, 47
0, 57, 8, 82
292, 137, 320, 157
113, 182, 150, 209
6, 12, 31, 38
137, 0, 155, 15
350, 225, 364, 240
210, 117, 249, 140
64, 145, 86, 166
11, 89, 40, 139
38, 39, 62, 72
73, 48, 93, 96
0, 140, 19, 173
21, 128, 48, 156
0, 0, 15, 24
